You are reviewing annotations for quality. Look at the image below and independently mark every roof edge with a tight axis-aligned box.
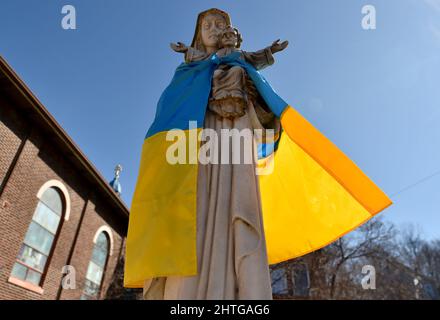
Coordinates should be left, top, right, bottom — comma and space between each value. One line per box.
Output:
0, 55, 130, 218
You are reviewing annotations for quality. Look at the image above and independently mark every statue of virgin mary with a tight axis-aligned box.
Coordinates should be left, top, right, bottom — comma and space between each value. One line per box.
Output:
124, 8, 392, 300
145, 8, 280, 300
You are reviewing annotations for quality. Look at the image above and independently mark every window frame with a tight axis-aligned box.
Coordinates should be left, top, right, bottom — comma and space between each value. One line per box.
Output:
81, 231, 111, 300
8, 183, 67, 294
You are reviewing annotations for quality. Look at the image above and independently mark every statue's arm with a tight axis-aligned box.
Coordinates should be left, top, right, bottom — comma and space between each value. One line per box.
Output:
270, 39, 289, 54
170, 42, 188, 53
242, 47, 275, 70
243, 39, 289, 70
170, 42, 210, 63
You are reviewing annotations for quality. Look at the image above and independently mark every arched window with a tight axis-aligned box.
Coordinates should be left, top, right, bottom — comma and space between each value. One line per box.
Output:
81, 232, 110, 300
10, 187, 64, 287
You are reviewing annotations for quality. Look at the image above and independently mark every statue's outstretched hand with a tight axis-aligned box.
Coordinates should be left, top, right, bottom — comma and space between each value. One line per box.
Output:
170, 42, 188, 53
270, 39, 289, 54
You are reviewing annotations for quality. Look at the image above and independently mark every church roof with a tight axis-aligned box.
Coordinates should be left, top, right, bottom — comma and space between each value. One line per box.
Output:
0, 56, 129, 219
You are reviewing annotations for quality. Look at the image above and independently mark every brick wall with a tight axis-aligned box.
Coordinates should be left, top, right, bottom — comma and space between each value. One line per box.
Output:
0, 95, 26, 188
0, 94, 127, 300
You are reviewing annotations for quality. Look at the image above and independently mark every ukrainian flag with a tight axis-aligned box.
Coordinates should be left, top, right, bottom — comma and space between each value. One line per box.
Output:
124, 52, 392, 288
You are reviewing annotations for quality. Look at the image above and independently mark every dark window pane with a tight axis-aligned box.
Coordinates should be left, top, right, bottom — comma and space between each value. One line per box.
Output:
33, 202, 60, 234
26, 269, 42, 286
23, 221, 54, 255
292, 264, 310, 296
40, 187, 63, 216
17, 244, 47, 272
11, 262, 27, 280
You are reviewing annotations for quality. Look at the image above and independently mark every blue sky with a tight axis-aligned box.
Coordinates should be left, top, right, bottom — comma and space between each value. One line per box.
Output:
1, 0, 439, 240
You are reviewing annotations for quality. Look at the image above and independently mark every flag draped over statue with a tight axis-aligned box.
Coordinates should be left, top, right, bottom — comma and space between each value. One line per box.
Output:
124, 51, 392, 288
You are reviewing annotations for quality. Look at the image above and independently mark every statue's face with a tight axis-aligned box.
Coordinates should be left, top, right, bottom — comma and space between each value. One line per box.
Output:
200, 13, 227, 49
220, 29, 238, 48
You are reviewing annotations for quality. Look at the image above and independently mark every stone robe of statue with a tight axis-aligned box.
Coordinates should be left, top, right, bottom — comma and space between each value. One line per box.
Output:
143, 8, 288, 300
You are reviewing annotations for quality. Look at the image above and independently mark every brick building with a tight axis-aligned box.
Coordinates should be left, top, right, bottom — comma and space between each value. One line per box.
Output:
0, 56, 130, 300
